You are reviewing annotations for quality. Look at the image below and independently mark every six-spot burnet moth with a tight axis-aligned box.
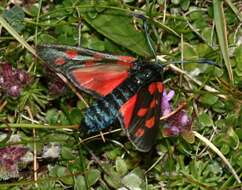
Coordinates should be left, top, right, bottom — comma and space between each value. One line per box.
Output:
37, 44, 164, 152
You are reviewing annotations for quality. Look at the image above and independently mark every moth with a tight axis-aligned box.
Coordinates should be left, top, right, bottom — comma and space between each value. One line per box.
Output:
37, 44, 166, 152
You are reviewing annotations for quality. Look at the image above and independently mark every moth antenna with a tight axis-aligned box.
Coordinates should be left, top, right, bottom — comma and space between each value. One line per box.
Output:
130, 13, 219, 68
130, 12, 157, 61
161, 59, 220, 68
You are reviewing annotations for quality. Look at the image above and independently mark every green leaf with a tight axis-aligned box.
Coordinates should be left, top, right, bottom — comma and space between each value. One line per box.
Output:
38, 33, 57, 44
61, 146, 75, 160
212, 66, 224, 77
227, 127, 240, 150
56, 166, 66, 177
3, 6, 25, 32
213, 0, 233, 82
103, 164, 121, 188
198, 113, 214, 127
181, 0, 190, 11
212, 100, 225, 113
236, 128, 242, 140
62, 176, 74, 185
85, 36, 106, 51
200, 93, 218, 105
123, 0, 135, 2
74, 175, 86, 190
183, 42, 198, 60
115, 157, 128, 176
46, 109, 59, 125
201, 27, 214, 46
105, 148, 122, 160
59, 112, 71, 125
87, 169, 101, 186
0, 15, 36, 56
234, 45, 242, 67
225, 0, 242, 22
121, 172, 142, 189
50, 166, 73, 185
171, 0, 180, 5
69, 108, 82, 125
236, 155, 242, 167
80, 8, 152, 57
104, 173, 121, 188
225, 113, 238, 126
0, 132, 12, 147
220, 144, 230, 155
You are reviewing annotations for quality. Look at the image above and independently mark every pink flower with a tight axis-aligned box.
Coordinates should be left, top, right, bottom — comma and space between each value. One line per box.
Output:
44, 66, 66, 95
0, 63, 30, 97
0, 146, 28, 179
161, 89, 192, 137
161, 90, 175, 115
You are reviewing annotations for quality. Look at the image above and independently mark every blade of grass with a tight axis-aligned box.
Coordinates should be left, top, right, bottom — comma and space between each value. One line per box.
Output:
193, 131, 241, 183
0, 15, 37, 57
167, 64, 227, 99
0, 123, 79, 129
225, 0, 242, 22
213, 0, 233, 83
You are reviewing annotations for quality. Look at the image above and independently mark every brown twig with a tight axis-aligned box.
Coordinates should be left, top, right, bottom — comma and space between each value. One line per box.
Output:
160, 101, 187, 121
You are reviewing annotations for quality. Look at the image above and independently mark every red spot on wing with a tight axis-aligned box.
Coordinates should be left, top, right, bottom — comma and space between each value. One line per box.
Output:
149, 99, 156, 108
137, 108, 148, 117
65, 50, 78, 59
55, 57, 65, 65
145, 116, 155, 128
119, 94, 137, 129
72, 67, 129, 96
135, 128, 145, 137
148, 83, 157, 95
157, 82, 164, 93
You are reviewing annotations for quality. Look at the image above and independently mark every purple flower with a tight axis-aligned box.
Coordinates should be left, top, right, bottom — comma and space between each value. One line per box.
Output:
44, 65, 66, 95
162, 110, 192, 137
161, 89, 175, 115
0, 63, 30, 97
15, 70, 29, 84
49, 79, 66, 95
0, 146, 28, 179
161, 89, 192, 137
8, 85, 21, 97
2, 64, 13, 78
